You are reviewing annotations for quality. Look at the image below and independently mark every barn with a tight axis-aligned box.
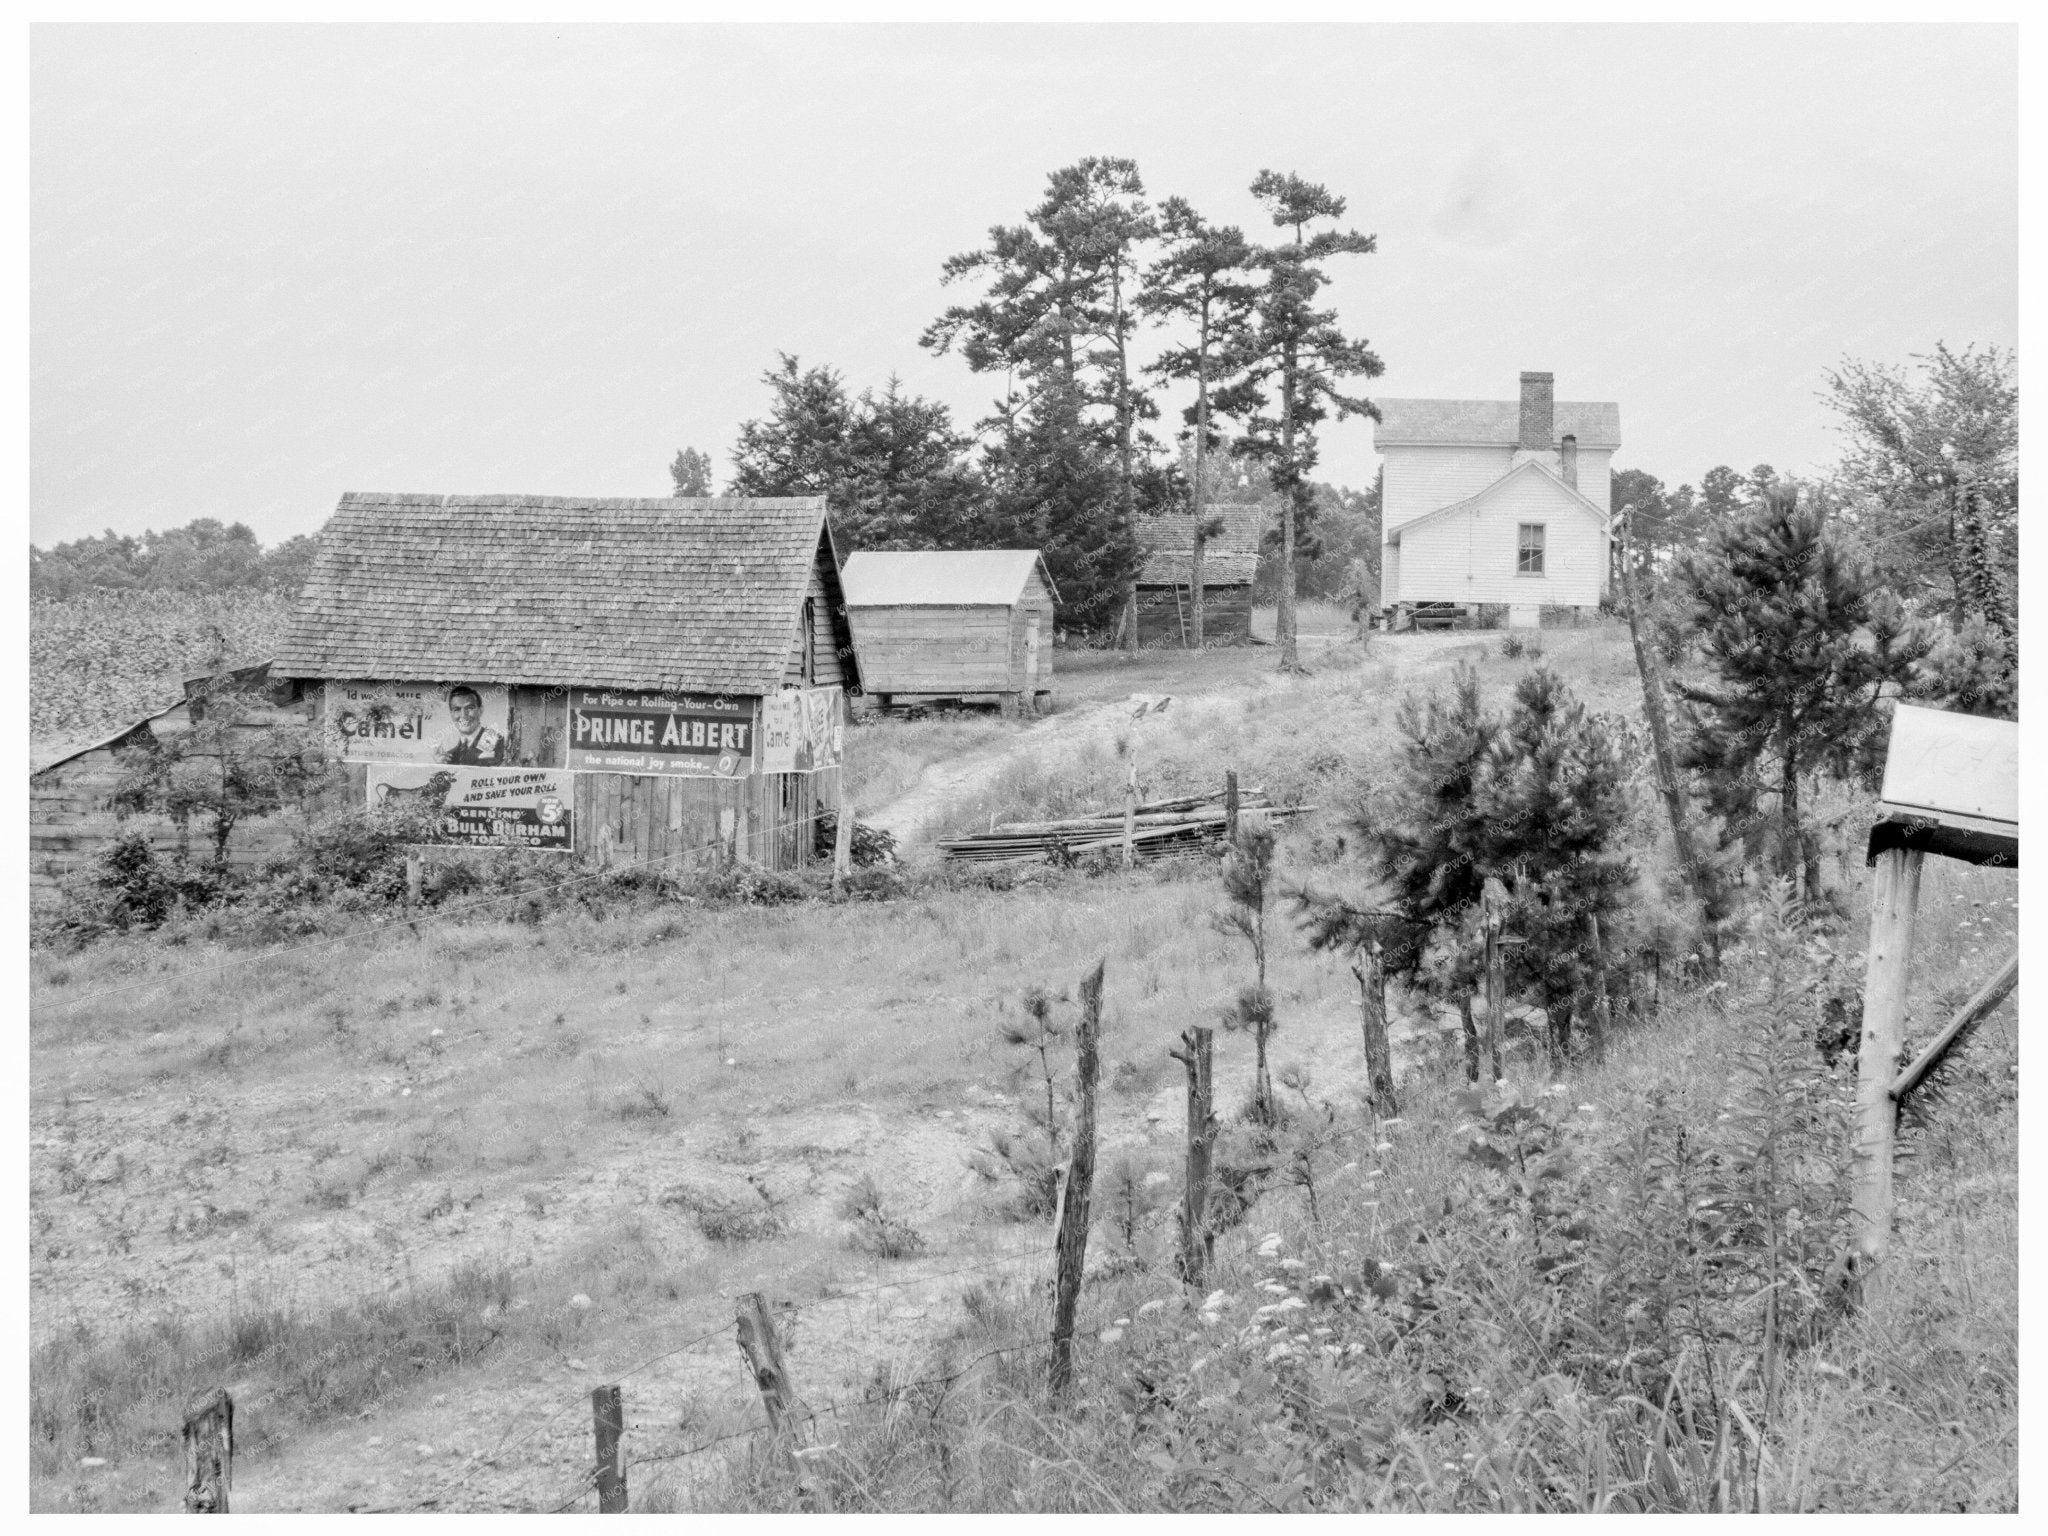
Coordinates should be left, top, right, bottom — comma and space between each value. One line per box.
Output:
839, 550, 1056, 715
1131, 503, 1266, 645
271, 493, 859, 871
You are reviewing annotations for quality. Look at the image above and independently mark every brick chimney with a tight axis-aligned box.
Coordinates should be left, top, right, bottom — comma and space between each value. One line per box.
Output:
1518, 371, 1554, 450
1560, 433, 1579, 490
1523, 372, 1548, 450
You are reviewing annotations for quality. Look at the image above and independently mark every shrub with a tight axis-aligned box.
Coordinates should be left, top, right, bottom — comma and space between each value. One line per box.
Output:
841, 1172, 927, 1259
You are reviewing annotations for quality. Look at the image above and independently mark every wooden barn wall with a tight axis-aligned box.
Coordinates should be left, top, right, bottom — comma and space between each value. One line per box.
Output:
32, 679, 839, 901
1134, 583, 1254, 645
571, 765, 839, 873
782, 562, 848, 690
845, 606, 1017, 695
29, 690, 338, 900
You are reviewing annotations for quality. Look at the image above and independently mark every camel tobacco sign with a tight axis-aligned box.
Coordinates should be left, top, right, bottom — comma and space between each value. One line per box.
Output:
565, 688, 755, 777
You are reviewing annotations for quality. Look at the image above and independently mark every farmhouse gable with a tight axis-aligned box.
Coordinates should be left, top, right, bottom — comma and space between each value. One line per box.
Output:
275, 493, 856, 696
1375, 372, 1619, 615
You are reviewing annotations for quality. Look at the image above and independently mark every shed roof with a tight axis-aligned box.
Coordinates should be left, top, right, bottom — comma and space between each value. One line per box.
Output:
840, 549, 1057, 608
1136, 503, 1266, 586
1374, 399, 1621, 450
274, 494, 844, 695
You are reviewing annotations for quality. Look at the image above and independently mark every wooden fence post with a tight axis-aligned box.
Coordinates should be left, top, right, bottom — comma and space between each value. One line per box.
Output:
591, 1384, 627, 1513
182, 1387, 232, 1513
1617, 504, 1719, 964
1122, 759, 1138, 871
1850, 846, 1923, 1302
405, 852, 423, 908
1353, 948, 1398, 1118
1481, 877, 1508, 1082
1169, 1025, 1216, 1287
1584, 912, 1612, 1057
1050, 959, 1105, 1394
735, 1293, 829, 1511
1224, 770, 1240, 844
832, 802, 854, 896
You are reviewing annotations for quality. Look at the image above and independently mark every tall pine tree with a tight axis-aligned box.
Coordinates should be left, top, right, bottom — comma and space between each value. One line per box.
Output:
1214, 171, 1383, 672
1138, 198, 1257, 648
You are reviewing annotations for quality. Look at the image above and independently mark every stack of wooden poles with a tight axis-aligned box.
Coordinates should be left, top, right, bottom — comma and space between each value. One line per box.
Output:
937, 788, 1309, 866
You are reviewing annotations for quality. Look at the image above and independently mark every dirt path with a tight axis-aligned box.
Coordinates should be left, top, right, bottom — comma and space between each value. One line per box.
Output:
867, 627, 1482, 855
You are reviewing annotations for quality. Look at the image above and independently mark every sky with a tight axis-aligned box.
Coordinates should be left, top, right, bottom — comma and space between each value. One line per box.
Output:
30, 23, 2018, 549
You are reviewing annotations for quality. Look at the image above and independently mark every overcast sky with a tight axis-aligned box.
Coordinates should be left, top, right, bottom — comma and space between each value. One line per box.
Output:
30, 23, 2016, 548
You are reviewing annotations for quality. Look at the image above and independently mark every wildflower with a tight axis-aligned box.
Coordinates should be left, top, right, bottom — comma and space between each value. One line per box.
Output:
1257, 1233, 1284, 1258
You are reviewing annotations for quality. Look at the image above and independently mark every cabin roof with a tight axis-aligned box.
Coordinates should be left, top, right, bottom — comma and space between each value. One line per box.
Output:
840, 549, 1057, 608
274, 494, 846, 695
1374, 399, 1621, 450
1136, 503, 1266, 586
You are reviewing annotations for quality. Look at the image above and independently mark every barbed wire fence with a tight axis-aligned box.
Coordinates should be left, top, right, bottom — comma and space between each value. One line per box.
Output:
318, 1231, 1096, 1514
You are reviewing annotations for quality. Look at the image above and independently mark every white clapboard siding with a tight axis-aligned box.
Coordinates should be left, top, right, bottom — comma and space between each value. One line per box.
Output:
1395, 472, 1608, 607
1382, 444, 1516, 531
1572, 448, 1613, 525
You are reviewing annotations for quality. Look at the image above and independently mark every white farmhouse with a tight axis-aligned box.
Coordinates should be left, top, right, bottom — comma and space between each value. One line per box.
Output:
1374, 371, 1619, 628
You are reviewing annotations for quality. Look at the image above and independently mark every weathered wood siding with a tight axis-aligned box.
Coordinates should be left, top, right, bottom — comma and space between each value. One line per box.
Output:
783, 561, 849, 689
1010, 572, 1056, 693
29, 692, 334, 901
571, 762, 839, 873
845, 605, 1018, 695
32, 681, 839, 902
1134, 583, 1254, 645
1394, 474, 1608, 608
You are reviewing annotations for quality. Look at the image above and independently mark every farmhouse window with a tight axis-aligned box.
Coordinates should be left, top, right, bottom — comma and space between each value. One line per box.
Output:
1517, 523, 1546, 576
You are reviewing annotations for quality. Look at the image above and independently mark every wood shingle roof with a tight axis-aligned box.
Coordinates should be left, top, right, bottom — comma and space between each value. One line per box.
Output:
275, 494, 839, 695
1373, 399, 1621, 450
1136, 503, 1267, 586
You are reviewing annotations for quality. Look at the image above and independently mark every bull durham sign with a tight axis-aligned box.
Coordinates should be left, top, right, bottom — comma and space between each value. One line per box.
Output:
565, 688, 755, 777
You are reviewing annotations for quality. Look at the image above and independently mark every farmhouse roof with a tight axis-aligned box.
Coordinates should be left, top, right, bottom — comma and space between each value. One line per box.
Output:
1389, 458, 1612, 541
840, 549, 1058, 608
1374, 399, 1621, 450
1136, 503, 1267, 586
274, 494, 847, 694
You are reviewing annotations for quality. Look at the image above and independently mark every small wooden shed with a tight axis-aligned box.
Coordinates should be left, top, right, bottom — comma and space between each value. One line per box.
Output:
840, 550, 1057, 714
273, 493, 860, 871
1132, 503, 1266, 645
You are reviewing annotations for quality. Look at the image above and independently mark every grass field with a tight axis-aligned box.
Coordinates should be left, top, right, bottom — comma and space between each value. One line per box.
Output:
28, 614, 2018, 1511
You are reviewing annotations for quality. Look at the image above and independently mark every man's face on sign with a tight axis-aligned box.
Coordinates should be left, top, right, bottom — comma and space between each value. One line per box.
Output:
449, 691, 482, 735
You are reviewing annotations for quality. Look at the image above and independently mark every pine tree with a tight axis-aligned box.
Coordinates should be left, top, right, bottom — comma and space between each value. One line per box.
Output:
1673, 482, 1930, 900
1213, 171, 1383, 672
1300, 663, 1639, 1065
1138, 197, 1257, 648
1470, 667, 1639, 1057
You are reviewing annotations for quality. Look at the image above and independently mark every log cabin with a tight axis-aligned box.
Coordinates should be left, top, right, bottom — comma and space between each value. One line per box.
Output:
1131, 503, 1266, 645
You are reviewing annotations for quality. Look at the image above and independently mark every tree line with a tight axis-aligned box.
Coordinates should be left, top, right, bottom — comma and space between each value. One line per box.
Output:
676, 158, 1384, 662
31, 519, 318, 602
